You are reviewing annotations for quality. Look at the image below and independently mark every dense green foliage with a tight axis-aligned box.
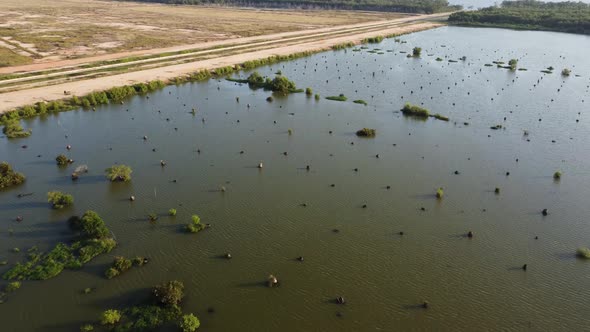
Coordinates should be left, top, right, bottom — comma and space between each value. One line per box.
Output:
106, 165, 133, 182
401, 103, 429, 117
363, 36, 384, 43
5, 281, 21, 292
449, 1, 590, 35
186, 215, 206, 233
2, 119, 31, 138
0, 162, 26, 189
101, 310, 122, 325
412, 47, 422, 57
356, 128, 376, 137
353, 99, 368, 105
3, 211, 116, 280
242, 72, 298, 93
179, 314, 201, 332
105, 256, 133, 279
169, 208, 177, 216
47, 191, 74, 209
55, 154, 69, 166
577, 247, 590, 259
153, 280, 185, 307
115, 0, 459, 14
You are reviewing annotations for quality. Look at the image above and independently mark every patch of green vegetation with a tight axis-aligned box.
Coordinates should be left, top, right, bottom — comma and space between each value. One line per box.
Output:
561, 68, 571, 76
436, 57, 443, 61
553, 171, 562, 179
577, 247, 590, 259
3, 211, 116, 281
449, 1, 590, 35
331, 42, 355, 50
47, 191, 74, 209
186, 215, 205, 233
240, 71, 298, 94
401, 103, 429, 117
436, 187, 444, 199
80, 324, 94, 331
508, 59, 518, 70
432, 114, 449, 121
412, 47, 422, 57
179, 314, 200, 332
362, 36, 384, 44
105, 256, 133, 279
356, 128, 376, 137
5, 281, 21, 292
314, 94, 320, 101
541, 69, 553, 74
326, 94, 347, 102
154, 280, 185, 307
2, 119, 31, 138
101, 309, 122, 325
169, 209, 177, 216
353, 99, 368, 105
305, 87, 313, 96
106, 165, 132, 182
55, 154, 69, 166
0, 162, 26, 189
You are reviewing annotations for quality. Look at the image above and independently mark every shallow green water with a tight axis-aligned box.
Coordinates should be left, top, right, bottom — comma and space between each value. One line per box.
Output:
1, 26, 590, 331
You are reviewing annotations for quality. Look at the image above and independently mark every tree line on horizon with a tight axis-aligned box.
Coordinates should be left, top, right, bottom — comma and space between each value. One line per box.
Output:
449, 0, 590, 35
115, 0, 460, 14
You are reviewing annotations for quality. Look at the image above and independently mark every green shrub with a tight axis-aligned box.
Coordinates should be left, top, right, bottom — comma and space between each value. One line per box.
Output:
105, 256, 132, 279
47, 191, 74, 209
153, 280, 184, 307
56, 154, 69, 166
101, 309, 121, 325
105, 165, 132, 182
186, 215, 205, 233
356, 128, 376, 137
0, 162, 26, 189
179, 313, 201, 332
80, 324, 94, 332
105, 267, 120, 279
577, 247, 590, 259
315, 94, 320, 101
169, 209, 177, 216
79, 210, 110, 239
432, 114, 449, 121
508, 59, 518, 70
553, 171, 562, 179
353, 99, 367, 105
3, 119, 31, 138
561, 68, 571, 76
5, 281, 21, 292
401, 103, 429, 117
305, 87, 313, 96
363, 36, 384, 44
436, 187, 444, 199
326, 94, 347, 102
413, 47, 422, 57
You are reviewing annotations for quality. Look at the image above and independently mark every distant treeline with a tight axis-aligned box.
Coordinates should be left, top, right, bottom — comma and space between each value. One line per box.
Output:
117, 0, 460, 13
449, 0, 590, 35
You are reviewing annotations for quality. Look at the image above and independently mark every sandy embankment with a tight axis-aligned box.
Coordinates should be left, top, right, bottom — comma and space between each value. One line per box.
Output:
0, 18, 444, 114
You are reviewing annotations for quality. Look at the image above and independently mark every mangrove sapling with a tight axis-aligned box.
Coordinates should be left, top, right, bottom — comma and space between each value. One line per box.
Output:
186, 215, 206, 233
105, 165, 132, 182
432, 114, 449, 121
353, 100, 368, 105
105, 256, 133, 279
101, 309, 121, 325
305, 87, 313, 96
561, 68, 571, 76
0, 162, 26, 189
153, 280, 184, 307
436, 187, 444, 199
179, 313, 201, 332
412, 47, 422, 57
169, 209, 177, 216
47, 191, 74, 209
56, 154, 69, 166
553, 171, 562, 179
577, 247, 590, 259
148, 213, 158, 222
80, 324, 94, 332
315, 94, 320, 101
326, 94, 347, 102
356, 128, 376, 137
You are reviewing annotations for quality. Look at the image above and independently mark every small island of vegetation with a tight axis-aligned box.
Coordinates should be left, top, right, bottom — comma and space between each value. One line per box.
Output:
106, 165, 133, 182
356, 128, 376, 137
326, 94, 348, 102
0, 162, 26, 189
449, 0, 590, 35
47, 191, 74, 209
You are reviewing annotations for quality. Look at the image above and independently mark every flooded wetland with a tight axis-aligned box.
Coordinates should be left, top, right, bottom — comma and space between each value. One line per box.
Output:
1, 26, 590, 331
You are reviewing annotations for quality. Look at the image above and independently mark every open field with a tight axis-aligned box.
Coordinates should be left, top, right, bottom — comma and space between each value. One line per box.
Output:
0, 0, 407, 64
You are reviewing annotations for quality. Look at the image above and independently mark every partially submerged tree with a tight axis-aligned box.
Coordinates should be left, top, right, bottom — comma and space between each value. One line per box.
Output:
0, 162, 25, 189
179, 314, 201, 332
47, 191, 74, 209
153, 280, 184, 307
356, 128, 376, 137
186, 215, 205, 233
412, 47, 422, 57
2, 119, 31, 138
105, 165, 132, 182
56, 154, 69, 166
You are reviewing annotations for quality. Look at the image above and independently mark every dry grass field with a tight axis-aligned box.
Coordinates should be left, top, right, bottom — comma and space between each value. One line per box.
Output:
0, 0, 406, 64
